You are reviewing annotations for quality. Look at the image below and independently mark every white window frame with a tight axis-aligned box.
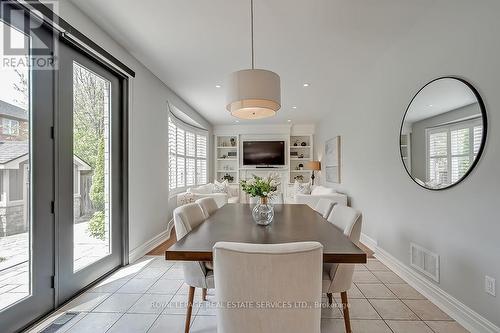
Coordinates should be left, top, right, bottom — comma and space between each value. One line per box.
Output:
2, 118, 20, 136
168, 113, 208, 194
425, 117, 482, 185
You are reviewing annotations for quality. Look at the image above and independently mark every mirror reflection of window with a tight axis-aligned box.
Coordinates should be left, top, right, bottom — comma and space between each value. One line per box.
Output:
401, 78, 486, 190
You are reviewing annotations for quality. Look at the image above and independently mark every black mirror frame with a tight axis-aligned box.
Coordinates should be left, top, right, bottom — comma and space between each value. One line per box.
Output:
400, 76, 488, 191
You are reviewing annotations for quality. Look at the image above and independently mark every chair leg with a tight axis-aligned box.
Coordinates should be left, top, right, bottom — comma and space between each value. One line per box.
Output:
202, 288, 207, 301
340, 291, 352, 333
326, 293, 333, 305
185, 286, 195, 333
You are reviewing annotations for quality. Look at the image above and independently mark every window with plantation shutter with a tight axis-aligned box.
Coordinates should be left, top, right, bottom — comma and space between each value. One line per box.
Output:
168, 115, 208, 192
426, 118, 482, 187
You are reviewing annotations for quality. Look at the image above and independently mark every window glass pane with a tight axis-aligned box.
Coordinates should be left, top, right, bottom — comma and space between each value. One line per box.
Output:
429, 157, 448, 184
72, 62, 111, 272
177, 157, 185, 187
451, 156, 470, 182
0, 20, 31, 308
186, 132, 195, 157
429, 132, 447, 157
186, 158, 195, 186
197, 159, 207, 185
168, 118, 176, 189
451, 128, 469, 156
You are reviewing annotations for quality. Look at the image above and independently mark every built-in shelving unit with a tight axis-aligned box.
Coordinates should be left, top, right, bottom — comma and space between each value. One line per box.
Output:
289, 135, 314, 184
400, 133, 411, 171
214, 135, 239, 184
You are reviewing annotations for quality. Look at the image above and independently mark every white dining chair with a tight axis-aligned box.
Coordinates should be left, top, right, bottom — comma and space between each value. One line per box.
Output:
323, 205, 362, 333
314, 198, 335, 219
173, 203, 214, 333
270, 192, 284, 204
196, 197, 219, 218
214, 241, 323, 333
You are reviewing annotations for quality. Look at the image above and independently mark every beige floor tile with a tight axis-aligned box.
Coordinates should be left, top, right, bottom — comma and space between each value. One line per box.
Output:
342, 298, 381, 319
357, 283, 397, 299
321, 319, 392, 333
386, 283, 426, 299
346, 283, 365, 298
403, 300, 451, 320
353, 270, 380, 283
373, 271, 406, 284
354, 264, 368, 271
386, 320, 434, 333
320, 301, 343, 319
425, 320, 470, 333
365, 259, 389, 271
369, 299, 419, 320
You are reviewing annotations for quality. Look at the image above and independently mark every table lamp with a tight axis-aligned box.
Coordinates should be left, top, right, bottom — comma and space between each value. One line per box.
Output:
306, 161, 321, 185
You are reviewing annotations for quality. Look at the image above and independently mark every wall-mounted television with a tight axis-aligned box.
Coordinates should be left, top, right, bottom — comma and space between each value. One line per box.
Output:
243, 141, 285, 166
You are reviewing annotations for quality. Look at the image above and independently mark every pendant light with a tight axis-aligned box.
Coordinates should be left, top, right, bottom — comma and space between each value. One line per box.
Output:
226, 0, 281, 120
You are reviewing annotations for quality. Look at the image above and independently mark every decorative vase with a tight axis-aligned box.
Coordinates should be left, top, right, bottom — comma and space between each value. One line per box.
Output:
252, 197, 274, 226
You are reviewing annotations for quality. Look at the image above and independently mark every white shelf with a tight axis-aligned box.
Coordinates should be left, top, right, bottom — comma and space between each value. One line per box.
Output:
290, 146, 311, 148
290, 170, 312, 173
217, 170, 237, 172
240, 168, 288, 171
216, 146, 237, 149
217, 158, 237, 161
290, 158, 311, 161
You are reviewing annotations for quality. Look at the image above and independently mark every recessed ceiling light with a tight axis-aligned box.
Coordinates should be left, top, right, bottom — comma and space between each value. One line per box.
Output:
292, 106, 297, 109
303, 83, 310, 87
235, 120, 239, 123
429, 104, 433, 107
215, 85, 221, 88
287, 119, 291, 122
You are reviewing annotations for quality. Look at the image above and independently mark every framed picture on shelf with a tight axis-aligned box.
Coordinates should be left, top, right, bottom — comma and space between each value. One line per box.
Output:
324, 136, 341, 183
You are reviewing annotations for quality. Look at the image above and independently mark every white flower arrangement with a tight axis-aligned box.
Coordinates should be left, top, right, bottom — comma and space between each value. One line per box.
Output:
240, 172, 281, 199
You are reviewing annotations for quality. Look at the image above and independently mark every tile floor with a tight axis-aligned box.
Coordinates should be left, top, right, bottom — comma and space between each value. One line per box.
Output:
26, 256, 470, 333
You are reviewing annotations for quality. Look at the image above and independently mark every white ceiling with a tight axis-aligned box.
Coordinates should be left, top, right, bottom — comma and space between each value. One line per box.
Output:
69, 0, 434, 125
405, 78, 479, 123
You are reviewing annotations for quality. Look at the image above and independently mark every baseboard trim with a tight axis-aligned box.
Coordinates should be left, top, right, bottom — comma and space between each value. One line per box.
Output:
128, 219, 174, 263
360, 233, 500, 333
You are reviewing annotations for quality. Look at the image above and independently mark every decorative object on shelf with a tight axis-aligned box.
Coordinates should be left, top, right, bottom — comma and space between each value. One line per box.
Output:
227, 151, 237, 158
306, 161, 321, 185
298, 163, 304, 170
221, 141, 227, 147
325, 136, 341, 183
221, 155, 227, 159
240, 173, 280, 225
222, 173, 235, 183
225, 0, 281, 120
230, 137, 236, 146
294, 175, 304, 182
290, 151, 298, 157
299, 153, 304, 159
301, 141, 307, 146
293, 140, 299, 146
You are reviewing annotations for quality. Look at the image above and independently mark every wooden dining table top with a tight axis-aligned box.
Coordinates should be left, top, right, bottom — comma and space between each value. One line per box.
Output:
165, 203, 367, 264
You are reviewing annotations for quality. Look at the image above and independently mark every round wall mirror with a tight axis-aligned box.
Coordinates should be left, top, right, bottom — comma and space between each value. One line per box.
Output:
400, 77, 487, 190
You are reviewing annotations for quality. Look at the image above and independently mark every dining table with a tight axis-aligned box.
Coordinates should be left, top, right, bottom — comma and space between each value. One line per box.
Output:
166, 203, 367, 264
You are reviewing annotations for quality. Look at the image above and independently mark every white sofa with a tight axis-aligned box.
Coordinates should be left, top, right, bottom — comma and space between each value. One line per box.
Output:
294, 185, 348, 209
177, 183, 240, 208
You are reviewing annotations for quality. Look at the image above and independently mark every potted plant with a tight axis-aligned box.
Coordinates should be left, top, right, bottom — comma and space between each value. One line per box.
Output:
222, 173, 234, 183
240, 173, 280, 225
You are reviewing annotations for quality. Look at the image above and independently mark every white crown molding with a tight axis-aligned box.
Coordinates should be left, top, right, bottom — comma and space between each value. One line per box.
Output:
361, 233, 500, 333
129, 219, 174, 263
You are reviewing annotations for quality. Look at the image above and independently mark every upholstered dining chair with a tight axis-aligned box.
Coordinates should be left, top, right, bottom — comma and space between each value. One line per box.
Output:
214, 241, 323, 333
323, 205, 362, 333
314, 198, 335, 219
173, 203, 214, 333
196, 197, 219, 218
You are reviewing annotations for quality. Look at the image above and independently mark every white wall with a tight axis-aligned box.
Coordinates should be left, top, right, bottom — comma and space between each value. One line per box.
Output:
56, 1, 212, 255
314, 1, 500, 329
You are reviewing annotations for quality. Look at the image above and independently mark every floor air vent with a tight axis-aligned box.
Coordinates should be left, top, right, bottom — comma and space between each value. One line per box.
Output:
410, 243, 439, 283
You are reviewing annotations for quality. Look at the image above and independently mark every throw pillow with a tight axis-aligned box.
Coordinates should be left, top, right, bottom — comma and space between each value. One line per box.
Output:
213, 180, 229, 193
294, 181, 312, 195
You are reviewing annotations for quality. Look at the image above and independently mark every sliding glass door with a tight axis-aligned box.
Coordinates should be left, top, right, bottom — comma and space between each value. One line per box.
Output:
0, 3, 127, 330
56, 41, 124, 303
0, 6, 55, 333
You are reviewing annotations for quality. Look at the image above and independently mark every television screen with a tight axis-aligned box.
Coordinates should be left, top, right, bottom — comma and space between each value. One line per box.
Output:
243, 141, 285, 166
